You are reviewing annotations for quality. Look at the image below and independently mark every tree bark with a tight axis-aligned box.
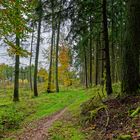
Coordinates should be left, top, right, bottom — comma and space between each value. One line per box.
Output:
102, 0, 113, 95
34, 0, 42, 97
13, 36, 20, 102
95, 40, 99, 85
122, 0, 140, 95
89, 16, 93, 87
111, 0, 115, 83
84, 45, 88, 88
47, 0, 55, 93
55, 7, 61, 93
29, 26, 34, 91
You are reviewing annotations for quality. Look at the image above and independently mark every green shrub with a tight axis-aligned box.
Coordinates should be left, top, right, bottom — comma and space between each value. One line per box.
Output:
0, 106, 24, 130
80, 96, 105, 125
130, 107, 140, 118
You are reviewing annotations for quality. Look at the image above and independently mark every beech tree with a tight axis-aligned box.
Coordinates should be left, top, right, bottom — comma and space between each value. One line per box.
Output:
0, 0, 35, 101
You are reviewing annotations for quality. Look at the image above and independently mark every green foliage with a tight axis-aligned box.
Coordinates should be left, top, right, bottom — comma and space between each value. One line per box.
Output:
118, 135, 132, 140
80, 95, 105, 125
130, 107, 140, 118
51, 134, 64, 140
113, 82, 121, 94
0, 106, 24, 130
0, 0, 35, 56
89, 105, 107, 121
79, 87, 105, 122
0, 100, 36, 131
49, 121, 84, 140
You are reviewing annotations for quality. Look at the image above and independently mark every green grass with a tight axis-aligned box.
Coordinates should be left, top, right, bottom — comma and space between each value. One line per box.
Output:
32, 89, 86, 119
0, 86, 97, 139
0, 83, 121, 139
0, 87, 89, 137
48, 87, 100, 140
49, 121, 85, 140
47, 84, 122, 140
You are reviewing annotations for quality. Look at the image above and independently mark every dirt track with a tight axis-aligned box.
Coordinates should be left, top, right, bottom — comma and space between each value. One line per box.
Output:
17, 108, 67, 140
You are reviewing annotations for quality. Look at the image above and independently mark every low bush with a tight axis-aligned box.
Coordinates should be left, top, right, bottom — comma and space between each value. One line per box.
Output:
0, 106, 25, 130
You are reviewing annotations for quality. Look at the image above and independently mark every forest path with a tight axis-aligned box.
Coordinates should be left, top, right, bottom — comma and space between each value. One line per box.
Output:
17, 108, 67, 140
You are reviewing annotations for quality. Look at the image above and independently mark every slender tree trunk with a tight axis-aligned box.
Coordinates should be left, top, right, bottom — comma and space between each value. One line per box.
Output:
80, 64, 84, 85
95, 40, 99, 85
52, 30, 56, 87
29, 26, 34, 91
122, 0, 140, 95
98, 33, 103, 84
13, 36, 20, 102
84, 45, 88, 88
119, 3, 123, 82
89, 16, 93, 87
102, 0, 113, 95
55, 8, 61, 93
100, 32, 104, 83
47, 0, 55, 93
111, 0, 115, 83
34, 1, 42, 97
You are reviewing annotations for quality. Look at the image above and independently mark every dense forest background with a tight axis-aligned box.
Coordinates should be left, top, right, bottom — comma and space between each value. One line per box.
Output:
0, 0, 140, 139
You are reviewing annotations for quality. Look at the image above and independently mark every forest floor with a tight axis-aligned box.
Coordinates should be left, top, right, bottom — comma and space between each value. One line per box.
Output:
16, 108, 67, 140
0, 86, 94, 140
1, 84, 140, 140
81, 95, 140, 140
45, 84, 140, 140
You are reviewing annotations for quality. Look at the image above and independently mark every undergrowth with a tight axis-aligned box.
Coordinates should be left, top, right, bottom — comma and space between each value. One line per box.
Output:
0, 87, 86, 138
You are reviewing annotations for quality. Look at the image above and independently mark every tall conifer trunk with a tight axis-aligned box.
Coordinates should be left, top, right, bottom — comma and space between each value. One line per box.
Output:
95, 40, 99, 85
47, 0, 55, 93
102, 0, 113, 95
55, 1, 62, 93
84, 45, 88, 88
111, 0, 115, 83
89, 16, 93, 87
34, 0, 42, 97
122, 0, 140, 95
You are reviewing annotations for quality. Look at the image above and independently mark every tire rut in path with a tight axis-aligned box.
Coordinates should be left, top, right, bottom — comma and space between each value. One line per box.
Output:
17, 108, 67, 140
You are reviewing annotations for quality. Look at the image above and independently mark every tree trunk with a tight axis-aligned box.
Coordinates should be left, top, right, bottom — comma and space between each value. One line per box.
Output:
111, 0, 115, 83
102, 0, 113, 95
29, 26, 34, 91
84, 45, 88, 88
89, 17, 93, 87
34, 0, 42, 97
119, 1, 123, 82
55, 7, 61, 93
122, 0, 140, 95
95, 40, 99, 85
13, 36, 20, 102
100, 33, 104, 83
47, 0, 55, 93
